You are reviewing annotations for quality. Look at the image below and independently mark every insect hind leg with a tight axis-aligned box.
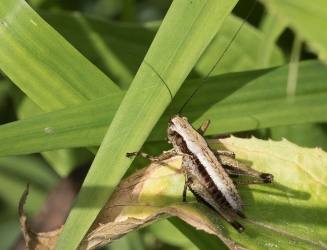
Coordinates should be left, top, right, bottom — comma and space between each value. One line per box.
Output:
186, 172, 245, 233
215, 153, 274, 185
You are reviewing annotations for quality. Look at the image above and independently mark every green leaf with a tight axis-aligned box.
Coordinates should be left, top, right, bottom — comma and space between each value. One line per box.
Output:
0, 60, 326, 157
260, 0, 327, 60
179, 60, 327, 135
0, 0, 120, 113
39, 11, 158, 90
208, 136, 327, 249
195, 14, 285, 76
38, 10, 285, 88
55, 1, 239, 249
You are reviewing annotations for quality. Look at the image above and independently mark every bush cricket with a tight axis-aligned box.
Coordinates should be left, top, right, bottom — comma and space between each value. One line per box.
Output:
127, 0, 274, 233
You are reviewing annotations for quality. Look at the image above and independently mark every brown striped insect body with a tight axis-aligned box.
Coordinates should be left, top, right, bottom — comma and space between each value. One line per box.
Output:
165, 115, 273, 232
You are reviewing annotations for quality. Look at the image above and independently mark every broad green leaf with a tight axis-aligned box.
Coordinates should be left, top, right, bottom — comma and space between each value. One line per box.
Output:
0, 60, 326, 157
0, 93, 123, 157
209, 136, 327, 249
56, 1, 239, 249
260, 0, 327, 60
0, 0, 120, 113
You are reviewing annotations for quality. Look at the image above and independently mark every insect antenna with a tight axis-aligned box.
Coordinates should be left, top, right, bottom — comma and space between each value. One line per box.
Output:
178, 0, 258, 116
141, 60, 175, 121
124, 51, 175, 121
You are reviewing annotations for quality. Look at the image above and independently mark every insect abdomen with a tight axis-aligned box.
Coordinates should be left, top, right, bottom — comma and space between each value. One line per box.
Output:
184, 155, 233, 209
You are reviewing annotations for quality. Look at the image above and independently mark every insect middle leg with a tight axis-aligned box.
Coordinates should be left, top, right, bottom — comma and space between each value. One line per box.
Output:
197, 120, 236, 160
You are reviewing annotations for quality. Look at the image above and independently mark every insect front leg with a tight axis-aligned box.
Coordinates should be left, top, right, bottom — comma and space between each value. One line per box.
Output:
215, 150, 235, 159
126, 149, 177, 162
214, 153, 274, 185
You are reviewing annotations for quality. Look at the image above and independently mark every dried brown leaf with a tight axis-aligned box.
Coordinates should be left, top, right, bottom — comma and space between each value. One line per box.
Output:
19, 155, 243, 249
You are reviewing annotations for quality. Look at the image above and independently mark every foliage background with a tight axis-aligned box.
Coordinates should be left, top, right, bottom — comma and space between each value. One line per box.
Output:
0, 0, 326, 249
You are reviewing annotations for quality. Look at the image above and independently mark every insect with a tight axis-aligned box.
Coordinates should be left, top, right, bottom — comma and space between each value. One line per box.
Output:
126, 1, 274, 233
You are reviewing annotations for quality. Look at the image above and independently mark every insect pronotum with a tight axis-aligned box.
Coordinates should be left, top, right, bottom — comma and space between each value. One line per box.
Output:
127, 1, 274, 233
